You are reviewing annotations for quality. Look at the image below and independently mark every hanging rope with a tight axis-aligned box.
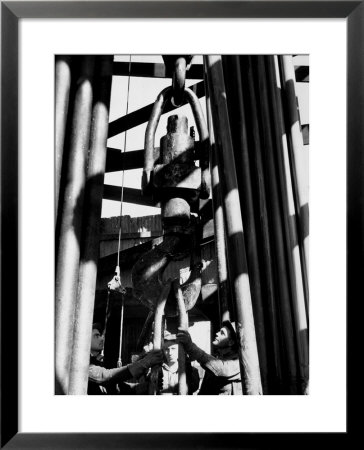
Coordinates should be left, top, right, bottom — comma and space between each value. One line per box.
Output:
117, 296, 125, 367
104, 56, 132, 368
116, 55, 132, 367
117, 54, 132, 267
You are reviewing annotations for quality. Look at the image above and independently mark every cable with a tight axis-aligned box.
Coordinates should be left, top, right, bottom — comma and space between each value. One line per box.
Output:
116, 55, 132, 268
116, 55, 132, 367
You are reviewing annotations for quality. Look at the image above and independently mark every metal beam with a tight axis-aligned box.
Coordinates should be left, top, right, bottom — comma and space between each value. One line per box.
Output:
102, 185, 156, 207
113, 61, 204, 79
106, 147, 145, 172
100, 231, 162, 241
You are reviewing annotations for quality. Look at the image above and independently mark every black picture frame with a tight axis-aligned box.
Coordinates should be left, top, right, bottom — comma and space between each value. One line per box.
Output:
0, 1, 359, 448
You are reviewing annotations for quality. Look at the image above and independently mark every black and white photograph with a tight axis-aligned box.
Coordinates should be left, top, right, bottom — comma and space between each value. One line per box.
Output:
55, 54, 309, 396
1, 1, 356, 446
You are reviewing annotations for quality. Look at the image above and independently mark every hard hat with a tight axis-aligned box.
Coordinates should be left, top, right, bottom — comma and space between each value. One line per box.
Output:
92, 322, 103, 334
222, 320, 238, 343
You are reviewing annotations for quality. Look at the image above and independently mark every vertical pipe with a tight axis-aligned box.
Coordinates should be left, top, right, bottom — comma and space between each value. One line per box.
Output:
136, 310, 154, 351
267, 56, 309, 392
174, 279, 188, 395
255, 56, 298, 393
55, 56, 96, 394
148, 283, 170, 395
117, 295, 125, 367
279, 55, 309, 293
204, 72, 230, 324
67, 56, 113, 395
104, 291, 112, 340
204, 55, 262, 395
223, 55, 269, 393
55, 56, 72, 216
242, 56, 282, 393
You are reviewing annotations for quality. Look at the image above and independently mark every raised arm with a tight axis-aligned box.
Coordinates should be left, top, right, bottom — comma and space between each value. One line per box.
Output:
177, 330, 240, 378
89, 350, 163, 385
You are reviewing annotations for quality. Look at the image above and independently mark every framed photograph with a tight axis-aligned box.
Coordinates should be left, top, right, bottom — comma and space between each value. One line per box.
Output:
1, 1, 359, 448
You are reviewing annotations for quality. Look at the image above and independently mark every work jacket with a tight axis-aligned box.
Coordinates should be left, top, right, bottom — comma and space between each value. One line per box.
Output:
187, 344, 242, 395
88, 354, 133, 395
159, 362, 200, 395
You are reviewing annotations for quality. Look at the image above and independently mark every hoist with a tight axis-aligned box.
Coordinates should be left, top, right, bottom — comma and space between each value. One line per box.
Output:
109, 55, 211, 394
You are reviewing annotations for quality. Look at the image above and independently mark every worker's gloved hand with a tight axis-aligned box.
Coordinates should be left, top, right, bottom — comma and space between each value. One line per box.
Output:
128, 349, 163, 379
139, 349, 163, 369
177, 328, 193, 352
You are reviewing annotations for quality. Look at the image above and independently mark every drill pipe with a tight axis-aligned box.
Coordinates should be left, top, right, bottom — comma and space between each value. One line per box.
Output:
255, 56, 298, 393
279, 55, 309, 294
204, 80, 231, 324
67, 56, 113, 395
204, 55, 262, 395
242, 56, 283, 393
222, 55, 269, 394
267, 56, 309, 393
148, 283, 170, 395
55, 56, 96, 394
174, 279, 189, 395
55, 55, 72, 216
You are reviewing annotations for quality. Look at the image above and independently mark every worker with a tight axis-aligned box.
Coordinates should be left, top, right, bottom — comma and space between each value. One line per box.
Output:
177, 320, 242, 395
88, 323, 163, 395
159, 331, 199, 395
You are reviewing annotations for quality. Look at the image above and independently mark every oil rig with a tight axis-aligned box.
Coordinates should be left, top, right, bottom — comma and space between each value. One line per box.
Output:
55, 54, 309, 395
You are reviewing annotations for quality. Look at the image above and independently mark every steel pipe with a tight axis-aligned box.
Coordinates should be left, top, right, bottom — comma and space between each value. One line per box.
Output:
148, 283, 170, 395
136, 310, 154, 351
279, 55, 309, 291
255, 56, 298, 393
242, 56, 283, 393
55, 56, 72, 216
67, 56, 113, 395
223, 55, 269, 393
204, 55, 262, 395
55, 56, 96, 394
174, 279, 189, 395
117, 295, 125, 368
267, 56, 309, 393
204, 80, 230, 324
